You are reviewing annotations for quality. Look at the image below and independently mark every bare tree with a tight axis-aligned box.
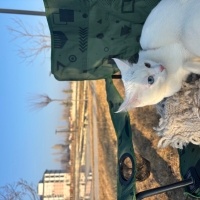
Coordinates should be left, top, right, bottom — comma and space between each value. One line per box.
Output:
28, 93, 72, 111
62, 89, 73, 94
8, 18, 51, 63
52, 144, 69, 152
54, 157, 71, 171
0, 179, 39, 200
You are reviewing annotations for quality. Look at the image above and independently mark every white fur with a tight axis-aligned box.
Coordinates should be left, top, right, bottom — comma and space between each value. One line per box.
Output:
114, 0, 200, 112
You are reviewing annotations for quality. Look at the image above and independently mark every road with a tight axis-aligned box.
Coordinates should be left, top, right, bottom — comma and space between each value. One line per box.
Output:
89, 81, 99, 200
72, 81, 100, 200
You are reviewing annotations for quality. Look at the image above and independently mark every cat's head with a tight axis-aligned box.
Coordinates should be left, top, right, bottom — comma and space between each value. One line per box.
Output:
113, 58, 167, 112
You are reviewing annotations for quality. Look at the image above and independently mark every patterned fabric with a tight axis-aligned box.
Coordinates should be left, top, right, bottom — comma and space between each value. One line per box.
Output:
156, 79, 200, 149
43, 0, 160, 80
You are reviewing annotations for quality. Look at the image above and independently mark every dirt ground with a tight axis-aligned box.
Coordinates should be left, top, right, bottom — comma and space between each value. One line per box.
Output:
94, 78, 196, 200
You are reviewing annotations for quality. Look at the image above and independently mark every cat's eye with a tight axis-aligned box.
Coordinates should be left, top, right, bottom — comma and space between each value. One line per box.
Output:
144, 63, 151, 68
148, 76, 154, 85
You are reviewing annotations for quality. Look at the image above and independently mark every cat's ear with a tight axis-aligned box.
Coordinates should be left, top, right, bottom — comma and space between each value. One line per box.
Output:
112, 58, 131, 74
115, 91, 141, 113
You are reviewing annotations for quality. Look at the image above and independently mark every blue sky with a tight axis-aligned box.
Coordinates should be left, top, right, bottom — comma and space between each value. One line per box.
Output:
0, 0, 69, 189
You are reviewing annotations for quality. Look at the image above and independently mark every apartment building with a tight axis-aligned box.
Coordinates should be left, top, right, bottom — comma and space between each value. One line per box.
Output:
38, 170, 71, 200
38, 169, 92, 200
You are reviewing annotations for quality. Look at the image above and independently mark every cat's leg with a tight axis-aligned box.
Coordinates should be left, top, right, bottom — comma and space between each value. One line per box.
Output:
184, 58, 200, 74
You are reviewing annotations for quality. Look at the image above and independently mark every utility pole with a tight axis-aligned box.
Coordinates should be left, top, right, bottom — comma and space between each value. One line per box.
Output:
0, 8, 45, 16
55, 129, 68, 134
55, 129, 76, 134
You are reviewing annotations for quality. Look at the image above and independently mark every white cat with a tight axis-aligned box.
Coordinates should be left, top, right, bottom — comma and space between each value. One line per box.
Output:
114, 0, 200, 112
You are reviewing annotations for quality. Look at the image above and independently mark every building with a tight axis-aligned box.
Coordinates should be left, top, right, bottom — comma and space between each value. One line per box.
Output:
38, 169, 92, 200
38, 170, 71, 200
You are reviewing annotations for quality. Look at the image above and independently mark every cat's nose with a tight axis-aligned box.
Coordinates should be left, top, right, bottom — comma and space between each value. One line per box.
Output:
160, 65, 165, 72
